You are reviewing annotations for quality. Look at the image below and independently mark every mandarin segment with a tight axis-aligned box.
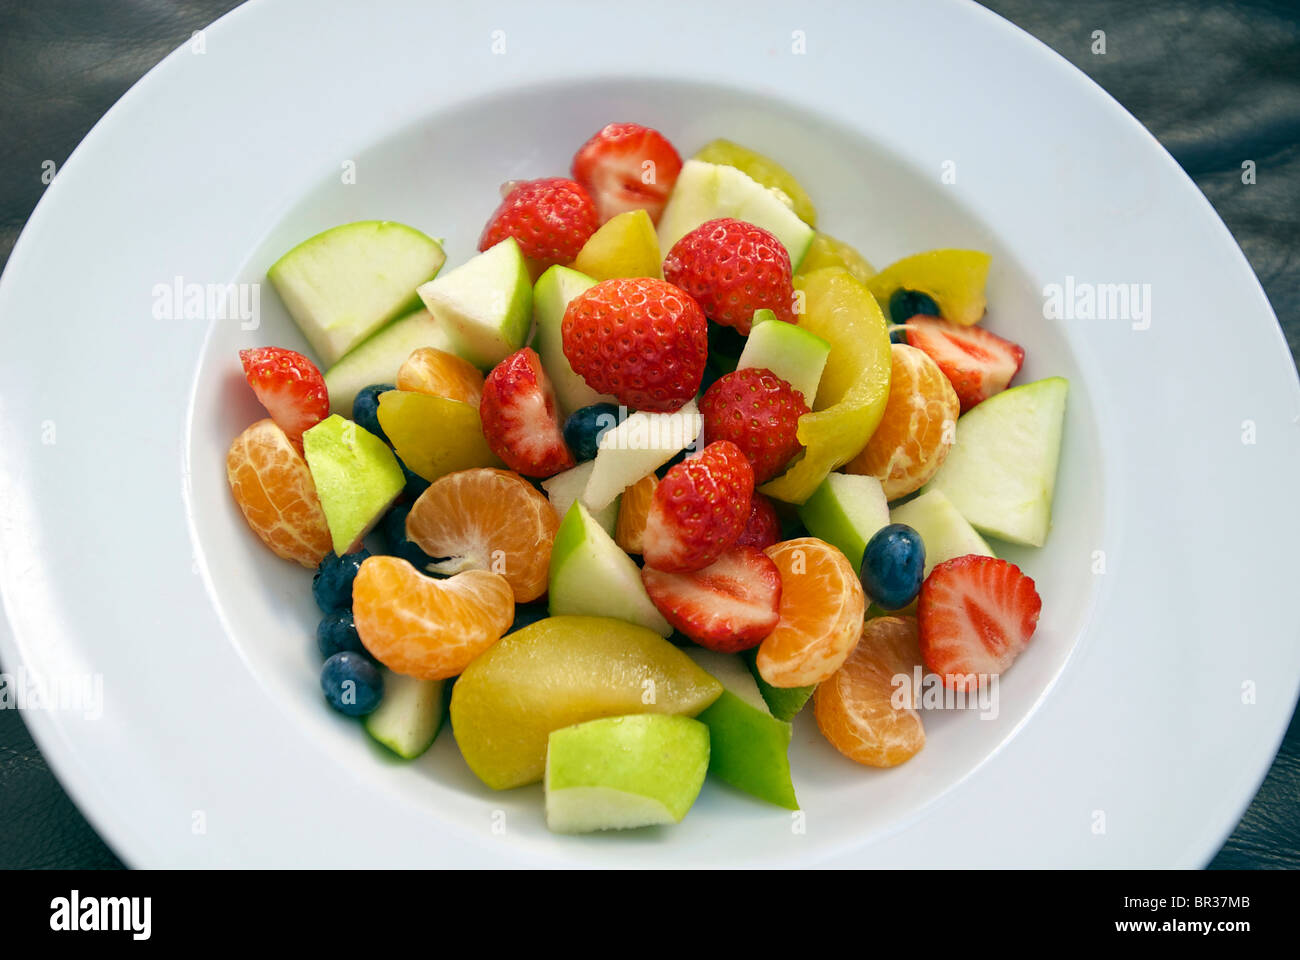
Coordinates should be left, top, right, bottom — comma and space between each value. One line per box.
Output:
226, 418, 332, 567
396, 347, 485, 407
814, 616, 926, 768
614, 473, 658, 555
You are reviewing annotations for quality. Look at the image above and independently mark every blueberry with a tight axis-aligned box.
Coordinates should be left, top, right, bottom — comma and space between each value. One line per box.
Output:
708, 323, 747, 372
889, 325, 909, 345
397, 455, 430, 499
508, 601, 549, 634
320, 651, 383, 716
312, 549, 371, 614
316, 611, 365, 658
352, 384, 394, 443
378, 502, 440, 570
859, 523, 926, 610
563, 403, 622, 462
888, 289, 940, 325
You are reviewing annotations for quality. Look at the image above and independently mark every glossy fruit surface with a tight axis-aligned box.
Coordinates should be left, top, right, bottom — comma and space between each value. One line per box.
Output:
479, 347, 574, 477
320, 651, 384, 717
316, 611, 366, 658
700, 367, 808, 483
888, 288, 940, 324
866, 249, 992, 327
795, 232, 875, 283
238, 346, 329, 442
572, 122, 683, 224
562, 402, 622, 462
859, 523, 926, 610
904, 316, 1024, 412
734, 492, 782, 549
312, 548, 371, 613
396, 347, 484, 407
662, 217, 795, 333
642, 440, 754, 573
479, 176, 599, 267
642, 546, 782, 652
693, 138, 817, 226
614, 472, 657, 555
376, 389, 499, 482
351, 383, 393, 443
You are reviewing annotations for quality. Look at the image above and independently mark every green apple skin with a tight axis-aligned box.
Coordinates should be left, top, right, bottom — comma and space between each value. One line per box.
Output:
532, 265, 616, 415
889, 489, 995, 577
583, 402, 703, 511
302, 415, 406, 554
545, 714, 710, 833
416, 237, 532, 369
923, 377, 1068, 547
541, 461, 618, 537
737, 313, 832, 405
797, 473, 890, 572
363, 672, 446, 759
687, 648, 798, 810
323, 307, 459, 416
268, 220, 445, 367
548, 502, 672, 636
742, 648, 815, 722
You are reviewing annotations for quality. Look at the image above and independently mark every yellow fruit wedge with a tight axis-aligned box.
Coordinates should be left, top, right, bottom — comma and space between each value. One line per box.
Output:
570, 209, 662, 281
693, 139, 817, 227
761, 268, 891, 504
376, 390, 500, 481
866, 249, 992, 327
449, 615, 723, 789
797, 232, 876, 284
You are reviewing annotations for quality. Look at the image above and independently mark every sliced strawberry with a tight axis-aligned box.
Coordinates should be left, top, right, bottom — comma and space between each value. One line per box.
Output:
571, 122, 683, 224
642, 440, 754, 573
238, 347, 329, 443
733, 492, 782, 550
479, 348, 575, 478
917, 555, 1042, 691
642, 546, 782, 653
904, 316, 1024, 412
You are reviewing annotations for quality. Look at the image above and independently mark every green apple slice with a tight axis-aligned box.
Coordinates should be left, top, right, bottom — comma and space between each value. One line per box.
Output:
544, 714, 710, 833
692, 139, 817, 227
416, 237, 531, 368
323, 307, 458, 415
889, 489, 994, 576
658, 160, 815, 270
742, 649, 815, 722
302, 415, 405, 554
549, 502, 671, 636
736, 313, 832, 404
541, 461, 619, 537
268, 221, 445, 367
923, 377, 1068, 547
686, 648, 798, 810
363, 671, 446, 759
531, 265, 616, 415
797, 473, 890, 572
583, 401, 702, 511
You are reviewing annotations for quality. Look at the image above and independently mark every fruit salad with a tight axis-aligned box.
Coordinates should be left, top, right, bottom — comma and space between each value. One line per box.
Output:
224, 122, 1068, 834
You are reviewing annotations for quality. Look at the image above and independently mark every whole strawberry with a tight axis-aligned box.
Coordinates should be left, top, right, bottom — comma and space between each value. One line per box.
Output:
642, 440, 754, 573
238, 346, 329, 443
479, 177, 598, 268
662, 218, 795, 333
479, 347, 575, 478
561, 277, 707, 413
699, 368, 808, 483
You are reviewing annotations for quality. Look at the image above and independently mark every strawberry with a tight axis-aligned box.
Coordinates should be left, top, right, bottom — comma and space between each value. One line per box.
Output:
917, 555, 1042, 691
699, 368, 808, 483
642, 546, 782, 653
571, 122, 683, 224
238, 347, 329, 443
479, 347, 575, 478
904, 316, 1025, 412
561, 277, 707, 413
662, 218, 795, 333
479, 177, 598, 267
642, 440, 754, 573
734, 492, 782, 550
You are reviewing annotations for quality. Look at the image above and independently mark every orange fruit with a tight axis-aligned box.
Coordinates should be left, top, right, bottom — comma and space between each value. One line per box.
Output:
226, 418, 332, 567
845, 343, 958, 500
352, 555, 513, 679
396, 347, 485, 407
755, 537, 865, 687
614, 473, 658, 555
815, 616, 926, 767
404, 467, 559, 602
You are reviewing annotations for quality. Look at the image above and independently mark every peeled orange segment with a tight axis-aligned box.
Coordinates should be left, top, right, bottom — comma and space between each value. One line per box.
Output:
352, 556, 513, 680
844, 343, 959, 500
614, 473, 658, 555
756, 537, 866, 688
226, 418, 332, 567
795, 232, 875, 284
396, 347, 485, 407
376, 389, 500, 482
865, 249, 992, 327
404, 468, 559, 603
814, 616, 925, 768
760, 268, 892, 505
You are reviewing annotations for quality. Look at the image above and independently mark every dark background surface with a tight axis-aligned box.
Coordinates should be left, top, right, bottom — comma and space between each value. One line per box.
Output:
0, 0, 1296, 869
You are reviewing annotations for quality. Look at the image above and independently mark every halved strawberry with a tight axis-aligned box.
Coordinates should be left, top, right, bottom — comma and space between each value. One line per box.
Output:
238, 347, 329, 443
642, 440, 754, 573
571, 122, 683, 224
904, 316, 1025, 412
479, 348, 575, 478
917, 555, 1042, 691
642, 546, 782, 653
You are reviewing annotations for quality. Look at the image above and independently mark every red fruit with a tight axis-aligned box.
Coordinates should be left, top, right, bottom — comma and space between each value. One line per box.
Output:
642, 440, 754, 573
479, 177, 599, 268
238, 347, 329, 443
561, 277, 707, 413
642, 546, 782, 653
700, 367, 808, 483
479, 348, 575, 478
917, 555, 1042, 691
904, 316, 1025, 412
662, 218, 795, 333
734, 493, 781, 550
571, 122, 683, 225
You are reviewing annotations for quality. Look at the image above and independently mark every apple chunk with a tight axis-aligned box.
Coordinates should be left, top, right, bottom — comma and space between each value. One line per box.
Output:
416, 237, 532, 368
302, 415, 405, 554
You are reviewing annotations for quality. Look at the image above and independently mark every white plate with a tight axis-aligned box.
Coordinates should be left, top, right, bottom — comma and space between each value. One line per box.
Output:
1, 0, 1297, 868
